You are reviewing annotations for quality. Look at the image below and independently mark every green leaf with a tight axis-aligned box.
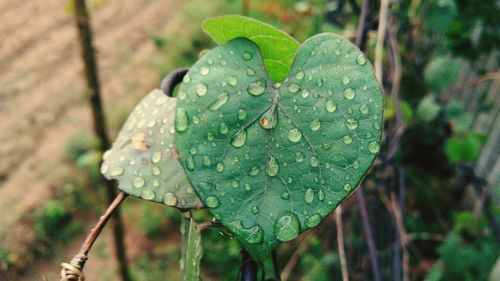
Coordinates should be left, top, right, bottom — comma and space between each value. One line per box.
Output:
202, 15, 300, 83
175, 34, 383, 260
101, 89, 203, 209
424, 55, 460, 92
416, 95, 441, 122
180, 216, 203, 281
445, 134, 484, 163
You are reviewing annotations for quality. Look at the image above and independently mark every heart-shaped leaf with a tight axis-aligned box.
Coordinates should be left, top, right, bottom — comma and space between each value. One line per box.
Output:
176, 34, 383, 260
101, 89, 203, 209
202, 15, 300, 83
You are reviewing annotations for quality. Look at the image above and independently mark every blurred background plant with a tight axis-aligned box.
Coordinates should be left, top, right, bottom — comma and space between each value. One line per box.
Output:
0, 0, 497, 280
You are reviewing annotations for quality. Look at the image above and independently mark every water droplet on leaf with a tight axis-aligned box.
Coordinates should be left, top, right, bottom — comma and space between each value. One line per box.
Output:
209, 92, 229, 111
288, 128, 302, 143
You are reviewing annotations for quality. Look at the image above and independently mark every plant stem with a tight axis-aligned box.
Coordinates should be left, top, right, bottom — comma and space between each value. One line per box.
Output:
72, 1, 130, 280
336, 206, 349, 281
60, 192, 128, 280
355, 0, 370, 50
374, 0, 390, 82
356, 188, 382, 281
241, 249, 258, 281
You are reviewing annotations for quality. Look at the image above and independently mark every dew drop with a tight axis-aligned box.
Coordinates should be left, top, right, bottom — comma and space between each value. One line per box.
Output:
190, 147, 198, 155
345, 118, 359, 130
368, 141, 380, 153
186, 156, 195, 171
244, 183, 252, 191
288, 128, 302, 143
295, 71, 305, 80
318, 190, 325, 201
325, 100, 337, 112
133, 176, 145, 188
304, 188, 314, 203
274, 213, 300, 242
306, 214, 322, 228
266, 156, 279, 177
152, 180, 160, 187
206, 196, 219, 208
195, 83, 208, 96
373, 122, 381, 130
219, 122, 229, 135
228, 76, 238, 86
310, 156, 319, 167
281, 192, 290, 200
359, 104, 369, 114
287, 83, 301, 93
248, 79, 266, 96
343, 88, 356, 100
342, 76, 351, 85
237, 109, 247, 120
343, 183, 353, 191
175, 108, 189, 132
249, 166, 260, 176
356, 54, 367, 65
183, 74, 191, 83
209, 92, 229, 111
352, 160, 360, 169
295, 152, 304, 162
110, 166, 124, 176
152, 166, 161, 176
231, 129, 247, 148
242, 51, 253, 60
301, 89, 310, 98
251, 206, 259, 214
141, 190, 155, 200
192, 116, 200, 124
163, 192, 177, 206
200, 66, 210, 76
231, 180, 240, 188
309, 119, 321, 131
247, 68, 256, 76
151, 151, 162, 163
203, 156, 212, 166
342, 135, 353, 144
216, 162, 225, 172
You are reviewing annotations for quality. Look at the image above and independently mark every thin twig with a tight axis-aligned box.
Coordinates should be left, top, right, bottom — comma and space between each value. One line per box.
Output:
60, 191, 128, 281
391, 192, 410, 281
356, 188, 382, 281
355, 0, 370, 50
336, 207, 349, 281
374, 0, 390, 82
281, 232, 315, 281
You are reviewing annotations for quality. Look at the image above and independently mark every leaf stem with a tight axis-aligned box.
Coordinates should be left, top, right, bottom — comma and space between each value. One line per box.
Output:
60, 191, 128, 281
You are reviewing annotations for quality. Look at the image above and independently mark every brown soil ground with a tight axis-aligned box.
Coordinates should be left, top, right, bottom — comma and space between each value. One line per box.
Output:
0, 0, 185, 279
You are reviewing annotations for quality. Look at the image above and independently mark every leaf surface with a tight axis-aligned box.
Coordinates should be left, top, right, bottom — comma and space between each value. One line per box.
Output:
101, 89, 203, 209
176, 34, 383, 260
202, 15, 300, 83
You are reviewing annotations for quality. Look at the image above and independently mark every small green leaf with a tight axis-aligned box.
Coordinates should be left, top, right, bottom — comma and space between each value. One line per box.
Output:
176, 34, 383, 260
424, 55, 460, 92
202, 15, 300, 83
416, 95, 441, 122
445, 134, 484, 163
101, 89, 203, 209
180, 216, 203, 281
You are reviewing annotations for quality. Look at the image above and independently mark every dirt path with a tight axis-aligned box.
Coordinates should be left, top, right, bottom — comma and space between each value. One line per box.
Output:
0, 0, 183, 278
